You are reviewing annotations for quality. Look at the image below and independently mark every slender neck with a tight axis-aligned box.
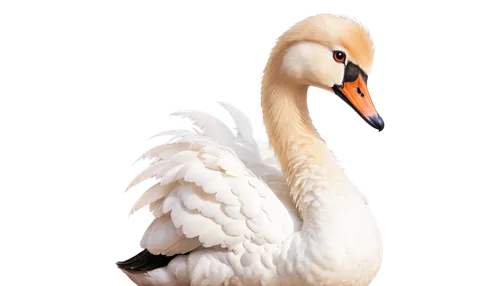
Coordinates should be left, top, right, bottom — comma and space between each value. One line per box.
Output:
261, 76, 355, 220
260, 72, 383, 272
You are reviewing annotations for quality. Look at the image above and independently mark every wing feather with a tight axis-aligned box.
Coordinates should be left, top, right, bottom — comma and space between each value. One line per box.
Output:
130, 183, 177, 215
127, 104, 301, 257
218, 102, 259, 152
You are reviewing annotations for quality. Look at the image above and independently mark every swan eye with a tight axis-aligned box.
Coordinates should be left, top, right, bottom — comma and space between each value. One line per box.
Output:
333, 51, 346, 63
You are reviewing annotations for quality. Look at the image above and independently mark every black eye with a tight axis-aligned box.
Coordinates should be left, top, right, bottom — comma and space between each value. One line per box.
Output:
333, 51, 346, 63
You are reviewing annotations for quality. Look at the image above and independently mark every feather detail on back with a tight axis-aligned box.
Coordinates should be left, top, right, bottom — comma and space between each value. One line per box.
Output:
218, 102, 259, 153
169, 104, 260, 168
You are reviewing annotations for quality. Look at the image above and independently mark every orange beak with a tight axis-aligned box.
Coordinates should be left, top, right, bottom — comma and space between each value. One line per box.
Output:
333, 65, 384, 131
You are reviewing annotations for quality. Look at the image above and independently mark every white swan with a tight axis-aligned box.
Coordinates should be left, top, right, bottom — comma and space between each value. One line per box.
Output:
118, 14, 384, 286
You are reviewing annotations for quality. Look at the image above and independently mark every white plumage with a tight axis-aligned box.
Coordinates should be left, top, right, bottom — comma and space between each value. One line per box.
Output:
119, 14, 384, 286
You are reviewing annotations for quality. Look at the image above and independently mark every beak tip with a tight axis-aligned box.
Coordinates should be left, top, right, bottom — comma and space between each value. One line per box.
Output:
368, 115, 385, 132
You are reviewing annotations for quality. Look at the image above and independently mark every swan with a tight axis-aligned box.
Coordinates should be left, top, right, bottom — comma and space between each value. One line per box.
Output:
117, 14, 384, 286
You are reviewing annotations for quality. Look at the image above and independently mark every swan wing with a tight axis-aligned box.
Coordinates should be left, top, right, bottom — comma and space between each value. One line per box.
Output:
170, 103, 297, 219
127, 104, 300, 256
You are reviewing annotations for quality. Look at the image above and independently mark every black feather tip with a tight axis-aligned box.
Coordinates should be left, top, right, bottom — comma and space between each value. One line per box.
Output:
115, 249, 177, 271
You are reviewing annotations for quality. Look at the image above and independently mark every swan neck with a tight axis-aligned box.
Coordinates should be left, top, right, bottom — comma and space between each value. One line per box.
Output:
261, 78, 353, 218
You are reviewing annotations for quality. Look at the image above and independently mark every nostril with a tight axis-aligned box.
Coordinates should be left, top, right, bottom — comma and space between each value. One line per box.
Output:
356, 87, 364, 97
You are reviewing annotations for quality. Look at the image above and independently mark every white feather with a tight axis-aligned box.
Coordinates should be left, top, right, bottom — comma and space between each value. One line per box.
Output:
218, 102, 259, 152
126, 106, 299, 261
130, 183, 177, 215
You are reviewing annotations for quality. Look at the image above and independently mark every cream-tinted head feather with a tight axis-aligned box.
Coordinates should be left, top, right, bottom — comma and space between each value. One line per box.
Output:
263, 14, 375, 92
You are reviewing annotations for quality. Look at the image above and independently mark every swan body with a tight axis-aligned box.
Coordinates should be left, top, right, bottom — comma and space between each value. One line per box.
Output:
118, 14, 384, 286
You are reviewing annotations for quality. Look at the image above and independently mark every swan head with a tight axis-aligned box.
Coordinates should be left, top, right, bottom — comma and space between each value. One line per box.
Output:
265, 14, 384, 131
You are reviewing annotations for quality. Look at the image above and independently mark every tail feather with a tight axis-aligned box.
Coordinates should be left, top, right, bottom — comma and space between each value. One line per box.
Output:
116, 249, 181, 272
